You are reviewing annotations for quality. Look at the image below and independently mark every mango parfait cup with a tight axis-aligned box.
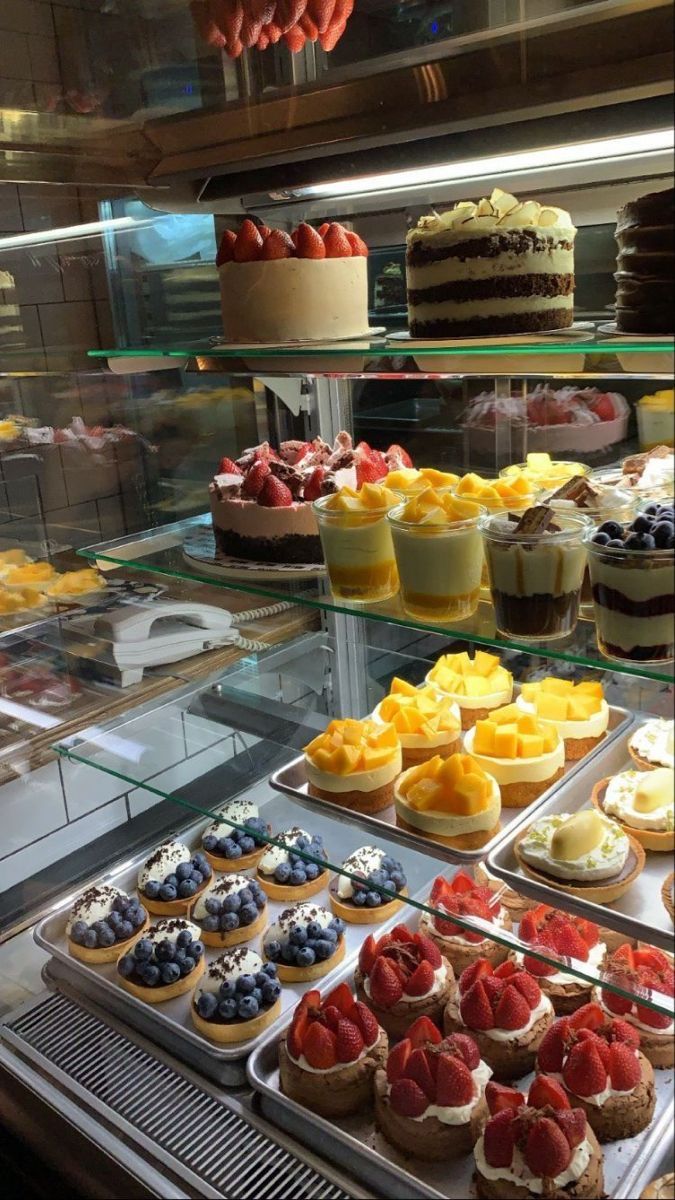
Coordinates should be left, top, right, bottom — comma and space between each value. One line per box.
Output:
313, 486, 399, 605
387, 492, 486, 624
386, 467, 459, 498
499, 454, 591, 493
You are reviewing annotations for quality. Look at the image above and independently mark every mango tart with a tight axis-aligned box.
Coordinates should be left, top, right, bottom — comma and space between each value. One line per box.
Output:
320, 481, 399, 513
305, 718, 402, 815
373, 677, 461, 760
426, 651, 513, 728
518, 677, 609, 761
465, 703, 565, 809
394, 752, 501, 850
386, 466, 459, 494
454, 471, 535, 508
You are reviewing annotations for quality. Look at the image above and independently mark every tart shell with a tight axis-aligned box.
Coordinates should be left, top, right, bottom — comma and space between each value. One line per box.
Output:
191, 903, 268, 949
628, 744, 667, 772
474, 1124, 603, 1200
561, 1050, 655, 1142
203, 844, 268, 873
396, 813, 501, 851
374, 1067, 483, 1160
117, 954, 205, 1005
443, 998, 553, 1082
308, 779, 394, 815
141, 880, 210, 917
662, 871, 674, 922
513, 825, 646, 903
191, 995, 282, 1043
354, 958, 455, 1040
418, 910, 512, 975
279, 1027, 388, 1118
267, 935, 346, 983
255, 870, 327, 902
329, 885, 407, 926
67, 916, 149, 964
591, 778, 674, 852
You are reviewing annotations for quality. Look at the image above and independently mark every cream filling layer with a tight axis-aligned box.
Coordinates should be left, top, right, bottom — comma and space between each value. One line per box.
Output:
138, 840, 192, 889
305, 751, 401, 794
481, 993, 553, 1041
474, 1137, 592, 1193
593, 988, 674, 1035
409, 296, 574, 320
192, 873, 253, 921
516, 695, 610, 741
464, 727, 564, 786
145, 918, 201, 947
518, 812, 629, 881
197, 949, 263, 995
407, 249, 574, 286
66, 885, 129, 934
513, 940, 606, 986
289, 1034, 381, 1075
385, 1059, 493, 1125
394, 775, 501, 837
629, 719, 674, 768
364, 962, 447, 1004
336, 847, 387, 899
603, 770, 674, 832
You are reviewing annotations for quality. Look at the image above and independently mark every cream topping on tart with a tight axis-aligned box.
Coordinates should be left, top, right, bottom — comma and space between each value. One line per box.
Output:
385, 1058, 493, 1124
602, 768, 674, 832
258, 828, 313, 875
264, 901, 333, 947
363, 962, 447, 1003
138, 839, 192, 888
192, 873, 258, 921
202, 799, 260, 839
145, 917, 201, 946
335, 846, 407, 900
629, 718, 675, 768
482, 992, 553, 1042
196, 948, 263, 996
474, 1137, 593, 1191
518, 811, 629, 882
593, 988, 675, 1036
66, 884, 129, 933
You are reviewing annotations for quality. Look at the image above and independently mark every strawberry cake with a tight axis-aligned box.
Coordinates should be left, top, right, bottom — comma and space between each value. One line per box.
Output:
217, 219, 369, 344
209, 435, 413, 564
279, 982, 388, 1119
419, 872, 512, 974
593, 944, 674, 1068
472, 1076, 604, 1199
354, 924, 455, 1039
515, 905, 607, 1014
374, 1017, 491, 1161
444, 960, 554, 1081
537, 1001, 656, 1142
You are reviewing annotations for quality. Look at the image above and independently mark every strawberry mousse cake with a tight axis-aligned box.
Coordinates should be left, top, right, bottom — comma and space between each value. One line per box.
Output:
263, 901, 346, 983
444, 959, 554, 1081
329, 846, 408, 925
190, 873, 268, 948
593, 944, 674, 1068
192, 948, 282, 1043
419, 871, 512, 973
374, 1017, 491, 1160
372, 677, 462, 767
137, 839, 213, 916
279, 982, 388, 1118
355, 924, 456, 1039
304, 718, 402, 815
465, 704, 565, 808
515, 905, 607, 1014
537, 1001, 656, 1142
209, 435, 412, 564
66, 884, 148, 964
472, 1075, 604, 1199
217, 219, 370, 344
426, 650, 513, 730
517, 678, 609, 762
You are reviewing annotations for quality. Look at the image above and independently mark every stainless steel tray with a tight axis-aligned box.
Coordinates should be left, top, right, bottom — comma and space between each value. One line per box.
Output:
34, 783, 440, 1087
248, 955, 674, 1200
270, 705, 632, 864
488, 734, 674, 951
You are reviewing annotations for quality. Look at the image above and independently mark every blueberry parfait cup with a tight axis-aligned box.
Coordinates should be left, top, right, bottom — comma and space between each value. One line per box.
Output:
117, 919, 205, 1004
67, 884, 148, 964
329, 846, 408, 926
255, 827, 329, 901
137, 839, 213, 916
263, 901, 347, 982
192, 949, 283, 1043
190, 874, 268, 948
201, 799, 271, 872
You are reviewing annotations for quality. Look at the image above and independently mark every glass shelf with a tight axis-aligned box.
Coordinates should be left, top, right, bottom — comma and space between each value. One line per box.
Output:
51, 639, 673, 1018
78, 515, 675, 685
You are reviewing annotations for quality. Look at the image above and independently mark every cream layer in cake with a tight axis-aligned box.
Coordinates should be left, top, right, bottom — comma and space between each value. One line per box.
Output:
305, 753, 401, 795
219, 258, 369, 344
464, 726, 564, 786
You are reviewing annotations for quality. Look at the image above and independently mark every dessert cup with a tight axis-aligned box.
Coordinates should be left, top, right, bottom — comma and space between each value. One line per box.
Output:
454, 476, 538, 592
425, 650, 513, 731
387, 499, 485, 623
591, 772, 674, 852
481, 510, 589, 642
314, 493, 398, 604
586, 532, 674, 665
513, 824, 645, 903
546, 485, 635, 610
500, 457, 591, 492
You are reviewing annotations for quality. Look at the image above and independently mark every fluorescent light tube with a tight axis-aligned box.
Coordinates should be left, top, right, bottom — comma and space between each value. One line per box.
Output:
0, 216, 139, 253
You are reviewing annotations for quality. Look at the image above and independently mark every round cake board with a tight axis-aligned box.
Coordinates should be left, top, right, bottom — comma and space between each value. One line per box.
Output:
183, 525, 326, 583
209, 327, 386, 351
387, 324, 595, 349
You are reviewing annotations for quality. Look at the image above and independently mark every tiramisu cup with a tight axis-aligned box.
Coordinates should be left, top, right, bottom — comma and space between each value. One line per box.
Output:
517, 678, 609, 761
545, 474, 635, 610
314, 483, 399, 604
628, 717, 674, 771
66, 885, 148, 963
592, 767, 674, 851
355, 924, 456, 1040
304, 718, 402, 815
465, 703, 564, 807
482, 506, 589, 642
420, 872, 512, 973
514, 810, 645, 904
190, 874, 268, 948
426, 649, 513, 730
372, 678, 461, 766
192, 949, 282, 1043
394, 752, 501, 851
388, 491, 485, 622
329, 846, 407, 925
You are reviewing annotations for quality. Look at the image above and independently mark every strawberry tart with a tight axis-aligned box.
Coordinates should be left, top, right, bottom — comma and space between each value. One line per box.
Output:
209, 435, 413, 564
593, 944, 674, 1068
419, 871, 512, 974
472, 1076, 604, 1199
279, 982, 388, 1118
217, 219, 369, 344
537, 1001, 656, 1142
354, 924, 456, 1039
515, 905, 607, 1015
444, 960, 554, 1081
374, 1017, 491, 1161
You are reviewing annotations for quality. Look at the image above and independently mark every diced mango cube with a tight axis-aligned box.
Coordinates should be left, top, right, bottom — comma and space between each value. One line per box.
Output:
453, 774, 490, 815
342, 719, 364, 746
542, 727, 559, 753
518, 713, 540, 735
473, 720, 496, 754
474, 650, 500, 677
510, 475, 534, 496
390, 677, 419, 697
332, 745, 363, 774
491, 704, 522, 725
576, 681, 603, 699
537, 693, 569, 721
439, 755, 464, 787
495, 726, 519, 757
463, 676, 489, 697
542, 678, 575, 696
520, 683, 537, 702
407, 778, 444, 810
365, 746, 397, 769
518, 733, 545, 758
311, 748, 337, 772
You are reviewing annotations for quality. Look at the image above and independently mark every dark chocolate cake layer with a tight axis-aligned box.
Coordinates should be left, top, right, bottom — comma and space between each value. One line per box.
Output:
615, 186, 674, 334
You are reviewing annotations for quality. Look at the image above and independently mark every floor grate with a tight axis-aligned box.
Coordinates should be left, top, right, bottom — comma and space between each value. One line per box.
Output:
7, 993, 351, 1200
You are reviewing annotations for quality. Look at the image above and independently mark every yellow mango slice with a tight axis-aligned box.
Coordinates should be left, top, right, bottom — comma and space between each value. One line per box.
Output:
495, 726, 519, 757
537, 693, 569, 721
390, 677, 419, 697
473, 720, 496, 754
518, 733, 545, 758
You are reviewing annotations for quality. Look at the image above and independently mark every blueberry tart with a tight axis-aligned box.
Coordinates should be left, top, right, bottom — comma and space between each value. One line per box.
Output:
256, 827, 328, 901
67, 884, 148, 963
137, 839, 212, 915
201, 799, 270, 872
190, 874, 268, 948
263, 901, 346, 982
117, 919, 205, 1004
329, 846, 408, 925
192, 949, 282, 1043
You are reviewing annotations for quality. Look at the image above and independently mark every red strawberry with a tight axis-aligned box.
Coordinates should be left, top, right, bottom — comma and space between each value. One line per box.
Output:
322, 1005, 342, 1032
459, 960, 493, 994
613, 944, 635, 968
390, 1077, 428, 1119
385, 443, 413, 470
524, 1117, 571, 1180
405, 960, 435, 997
436, 1054, 473, 1106
406, 1048, 436, 1101
356, 456, 387, 487
258, 476, 293, 507
216, 229, 237, 266
485, 1082, 525, 1116
346, 230, 369, 257
634, 1004, 673, 1030
308, 0, 336, 34
562, 1040, 607, 1098
303, 466, 325, 502
299, 989, 321, 1013
494, 960, 518, 980
299, 11, 319, 40
538, 1019, 571, 1073
555, 1108, 587, 1151
415, 933, 442, 969
369, 958, 403, 1009
190, 1, 227, 47
386, 1038, 412, 1085
510, 972, 542, 1010
460, 981, 494, 1031
303, 1022, 337, 1069
576, 1029, 611, 1072
494, 985, 530, 1031
407, 1016, 443, 1049
636, 947, 670, 973
263, 20, 282, 43
569, 1002, 606, 1032
484, 1109, 516, 1169
602, 988, 634, 1016
528, 1075, 571, 1111
483, 976, 506, 1006
358, 934, 378, 975
350, 1001, 379, 1047
242, 459, 270, 498
324, 982, 354, 1015
335, 1018, 364, 1064
275, 0, 305, 33
296, 223, 326, 259
608, 1042, 641, 1090
576, 918, 599, 949
549, 920, 589, 962
323, 223, 353, 258
390, 925, 413, 942
261, 230, 295, 260
233, 219, 263, 263
523, 949, 558, 978
445, 1032, 480, 1070
609, 1018, 640, 1049
319, 19, 346, 50
519, 909, 541, 942
217, 456, 242, 475
287, 1009, 308, 1059
256, 30, 270, 49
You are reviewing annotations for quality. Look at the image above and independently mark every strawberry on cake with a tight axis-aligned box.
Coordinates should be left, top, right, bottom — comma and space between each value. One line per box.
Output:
444, 959, 554, 1081
419, 871, 513, 974
209, 435, 413, 564
279, 982, 388, 1119
515, 905, 607, 1014
472, 1076, 604, 1199
355, 924, 455, 1039
374, 1017, 491, 1161
593, 944, 674, 1068
537, 1001, 656, 1142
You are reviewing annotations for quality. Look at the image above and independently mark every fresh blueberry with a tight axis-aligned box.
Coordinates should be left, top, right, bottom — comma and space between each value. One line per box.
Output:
203, 834, 218, 853
307, 921, 324, 940
107, 911, 123, 929
304, 863, 320, 881
137, 962, 160, 987
352, 890, 367, 907
290, 927, 308, 947
315, 940, 334, 961
598, 520, 624, 540
118, 920, 134, 940
159, 884, 177, 903
633, 514, 653, 533
221, 912, 239, 932
262, 980, 281, 1005
255, 972, 269, 987
129, 906, 146, 928
70, 920, 88, 944
199, 860, 212, 878
218, 998, 238, 1021
160, 962, 181, 986
262, 962, 278, 978
196, 992, 218, 1020
111, 894, 129, 912
295, 836, 309, 850
381, 856, 395, 872
290, 869, 307, 887
193, 852, 209, 869
134, 938, 154, 961
143, 880, 161, 900
174, 948, 187, 965
164, 874, 179, 889
201, 915, 220, 933
190, 870, 204, 887
175, 862, 193, 882
391, 871, 406, 889
653, 521, 674, 547
223, 894, 241, 914
205, 897, 222, 916
176, 929, 193, 948
92, 920, 109, 937
226, 842, 242, 859
237, 974, 256, 995
296, 946, 316, 967
643, 502, 661, 516
95, 925, 114, 948
155, 940, 175, 962
274, 863, 291, 884
626, 532, 656, 550
330, 918, 345, 936
366, 891, 382, 907
236, 887, 251, 905
219, 980, 237, 999
191, 941, 204, 960
265, 940, 282, 961
83, 930, 98, 949
179, 880, 198, 899
179, 956, 196, 976
281, 944, 297, 964
322, 928, 338, 944
254, 892, 266, 911
592, 530, 610, 546
240, 837, 256, 855
606, 538, 626, 548
118, 955, 135, 978
251, 987, 263, 1004
239, 904, 258, 926
238, 996, 259, 1020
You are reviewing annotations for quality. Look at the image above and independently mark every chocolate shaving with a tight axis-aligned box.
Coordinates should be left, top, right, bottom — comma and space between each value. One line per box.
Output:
623, 444, 672, 478
549, 475, 601, 507
513, 505, 561, 534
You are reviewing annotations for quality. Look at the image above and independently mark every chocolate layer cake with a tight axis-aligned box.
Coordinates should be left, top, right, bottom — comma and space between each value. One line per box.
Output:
615, 187, 674, 334
406, 189, 576, 338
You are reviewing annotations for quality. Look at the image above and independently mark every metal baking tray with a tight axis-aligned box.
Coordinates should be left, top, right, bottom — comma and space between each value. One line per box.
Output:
34, 786, 440, 1087
488, 733, 674, 951
248, 955, 674, 1200
270, 705, 632, 864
